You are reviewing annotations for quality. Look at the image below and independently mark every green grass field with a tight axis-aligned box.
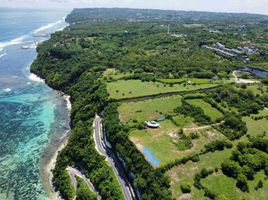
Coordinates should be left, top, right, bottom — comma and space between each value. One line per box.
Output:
246, 84, 268, 96
186, 99, 223, 121
158, 78, 232, 84
172, 115, 195, 128
130, 120, 224, 167
167, 149, 233, 199
243, 109, 268, 137
202, 171, 268, 200
118, 95, 182, 123
107, 80, 217, 99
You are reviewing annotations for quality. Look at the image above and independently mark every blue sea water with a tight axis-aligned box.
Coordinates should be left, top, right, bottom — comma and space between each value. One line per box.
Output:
0, 8, 70, 200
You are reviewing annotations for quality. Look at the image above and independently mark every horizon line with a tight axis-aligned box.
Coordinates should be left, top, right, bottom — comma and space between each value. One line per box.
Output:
0, 6, 267, 17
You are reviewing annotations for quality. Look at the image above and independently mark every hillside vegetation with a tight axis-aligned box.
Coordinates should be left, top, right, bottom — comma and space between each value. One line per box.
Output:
31, 8, 268, 200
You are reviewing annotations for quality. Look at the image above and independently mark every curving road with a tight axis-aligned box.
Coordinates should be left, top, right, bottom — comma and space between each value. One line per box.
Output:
93, 115, 136, 200
66, 166, 101, 200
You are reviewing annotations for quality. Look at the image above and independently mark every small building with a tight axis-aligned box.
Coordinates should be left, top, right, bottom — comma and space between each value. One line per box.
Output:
145, 121, 160, 128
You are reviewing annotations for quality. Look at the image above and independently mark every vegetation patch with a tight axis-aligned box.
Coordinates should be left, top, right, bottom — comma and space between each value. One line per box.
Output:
76, 177, 97, 200
102, 68, 133, 81
175, 100, 211, 125
243, 109, 268, 137
158, 78, 231, 85
107, 80, 217, 99
186, 98, 223, 121
130, 120, 224, 166
118, 95, 182, 124
221, 138, 268, 192
167, 149, 233, 199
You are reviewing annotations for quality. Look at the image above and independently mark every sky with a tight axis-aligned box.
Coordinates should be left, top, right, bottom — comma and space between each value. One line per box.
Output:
1, 0, 268, 15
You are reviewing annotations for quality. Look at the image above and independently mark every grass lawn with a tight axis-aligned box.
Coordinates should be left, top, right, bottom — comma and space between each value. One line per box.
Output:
186, 99, 223, 121
130, 120, 224, 167
172, 115, 195, 128
107, 80, 217, 99
202, 171, 268, 200
246, 84, 268, 96
118, 95, 182, 124
243, 109, 268, 137
158, 78, 231, 84
167, 149, 233, 199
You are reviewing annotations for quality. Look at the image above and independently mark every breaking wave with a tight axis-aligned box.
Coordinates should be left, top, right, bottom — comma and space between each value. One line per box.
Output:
0, 36, 26, 52
0, 52, 7, 58
3, 88, 12, 92
33, 19, 65, 34
28, 73, 45, 83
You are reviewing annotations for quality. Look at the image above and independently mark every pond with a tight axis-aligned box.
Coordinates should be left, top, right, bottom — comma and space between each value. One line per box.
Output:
238, 67, 268, 78
143, 147, 160, 167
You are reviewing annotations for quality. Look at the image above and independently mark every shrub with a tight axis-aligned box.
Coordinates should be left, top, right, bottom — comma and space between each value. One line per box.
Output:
180, 184, 191, 194
236, 173, 249, 192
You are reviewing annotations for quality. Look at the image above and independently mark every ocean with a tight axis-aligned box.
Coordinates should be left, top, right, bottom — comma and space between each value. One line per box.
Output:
0, 8, 70, 200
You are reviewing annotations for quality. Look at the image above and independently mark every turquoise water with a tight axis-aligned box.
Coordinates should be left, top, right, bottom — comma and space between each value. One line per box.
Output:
143, 147, 160, 167
0, 8, 70, 200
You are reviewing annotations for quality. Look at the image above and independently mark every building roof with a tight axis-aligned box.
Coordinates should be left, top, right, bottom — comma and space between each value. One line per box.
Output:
145, 121, 160, 128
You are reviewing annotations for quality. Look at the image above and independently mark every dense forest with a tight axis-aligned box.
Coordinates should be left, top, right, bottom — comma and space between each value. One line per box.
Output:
31, 8, 268, 200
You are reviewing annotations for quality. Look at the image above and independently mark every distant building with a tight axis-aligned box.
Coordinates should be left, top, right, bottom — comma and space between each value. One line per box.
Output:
244, 58, 250, 65
203, 43, 247, 58
145, 121, 160, 128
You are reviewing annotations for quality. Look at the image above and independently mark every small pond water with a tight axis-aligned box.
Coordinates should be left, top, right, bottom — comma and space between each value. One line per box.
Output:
238, 67, 268, 78
143, 147, 160, 167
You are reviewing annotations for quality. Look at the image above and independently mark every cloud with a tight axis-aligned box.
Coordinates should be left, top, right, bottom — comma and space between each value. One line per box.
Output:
0, 0, 267, 15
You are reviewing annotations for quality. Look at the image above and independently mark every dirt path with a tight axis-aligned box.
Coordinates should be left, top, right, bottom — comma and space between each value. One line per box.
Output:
183, 121, 223, 132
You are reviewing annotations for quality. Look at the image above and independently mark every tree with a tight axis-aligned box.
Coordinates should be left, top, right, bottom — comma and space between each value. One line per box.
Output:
76, 177, 97, 200
221, 160, 241, 178
236, 174, 249, 192
180, 184, 191, 194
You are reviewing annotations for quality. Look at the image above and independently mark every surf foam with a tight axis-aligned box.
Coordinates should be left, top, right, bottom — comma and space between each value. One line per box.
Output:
3, 88, 11, 92
33, 19, 64, 34
0, 52, 7, 58
28, 73, 45, 83
0, 35, 26, 51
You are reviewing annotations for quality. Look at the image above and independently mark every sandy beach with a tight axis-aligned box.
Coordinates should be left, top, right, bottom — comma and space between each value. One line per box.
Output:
30, 72, 72, 200
43, 90, 72, 200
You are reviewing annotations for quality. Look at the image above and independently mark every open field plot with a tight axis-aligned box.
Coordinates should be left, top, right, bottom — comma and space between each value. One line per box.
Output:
167, 149, 233, 200
158, 78, 232, 84
102, 68, 133, 80
107, 80, 217, 99
243, 109, 268, 137
202, 171, 268, 200
186, 99, 223, 121
246, 84, 268, 96
172, 115, 195, 128
129, 120, 225, 167
118, 95, 182, 124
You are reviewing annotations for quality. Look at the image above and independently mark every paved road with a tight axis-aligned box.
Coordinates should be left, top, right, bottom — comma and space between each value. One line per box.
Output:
93, 115, 135, 200
66, 166, 101, 200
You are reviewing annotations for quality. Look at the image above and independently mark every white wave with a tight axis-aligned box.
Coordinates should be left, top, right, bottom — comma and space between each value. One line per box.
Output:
3, 88, 11, 92
33, 19, 64, 34
0, 35, 26, 51
28, 73, 45, 83
0, 52, 7, 58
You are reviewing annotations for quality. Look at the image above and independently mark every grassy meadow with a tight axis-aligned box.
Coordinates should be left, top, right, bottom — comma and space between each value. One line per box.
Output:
167, 149, 233, 199
129, 120, 224, 167
186, 99, 223, 121
107, 80, 217, 99
118, 95, 182, 123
